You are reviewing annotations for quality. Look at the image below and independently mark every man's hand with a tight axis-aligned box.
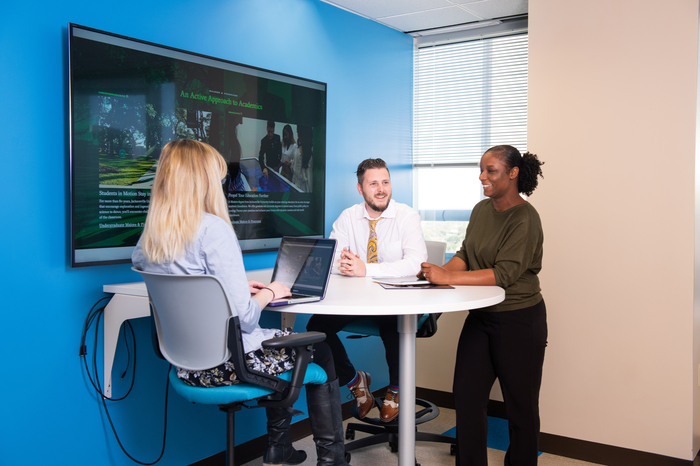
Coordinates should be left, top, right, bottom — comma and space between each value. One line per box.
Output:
419, 262, 451, 285
262, 168, 269, 178
337, 247, 366, 277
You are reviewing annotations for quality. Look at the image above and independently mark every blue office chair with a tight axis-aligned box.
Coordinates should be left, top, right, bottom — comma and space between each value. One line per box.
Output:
340, 241, 455, 455
133, 268, 328, 466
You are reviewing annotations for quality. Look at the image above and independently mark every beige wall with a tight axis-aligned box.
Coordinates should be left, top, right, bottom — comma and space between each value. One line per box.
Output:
416, 310, 468, 392
416, 310, 505, 401
416, 0, 700, 461
529, 0, 700, 460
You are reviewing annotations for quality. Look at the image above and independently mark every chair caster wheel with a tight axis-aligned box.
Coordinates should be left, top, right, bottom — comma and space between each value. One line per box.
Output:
345, 428, 355, 440
389, 441, 398, 453
450, 443, 457, 455
345, 452, 351, 463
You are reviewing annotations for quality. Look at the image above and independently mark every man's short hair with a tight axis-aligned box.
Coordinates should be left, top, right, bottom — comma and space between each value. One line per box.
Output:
356, 158, 389, 185
266, 120, 275, 129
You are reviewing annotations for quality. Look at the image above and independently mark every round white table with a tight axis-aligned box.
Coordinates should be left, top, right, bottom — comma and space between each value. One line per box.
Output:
248, 270, 505, 466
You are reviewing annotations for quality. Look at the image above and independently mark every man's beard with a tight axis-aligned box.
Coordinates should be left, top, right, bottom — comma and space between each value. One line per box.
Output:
365, 194, 391, 214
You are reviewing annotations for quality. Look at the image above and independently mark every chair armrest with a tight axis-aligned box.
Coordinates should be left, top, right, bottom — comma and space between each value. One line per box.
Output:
227, 318, 327, 409
256, 331, 327, 409
261, 331, 326, 349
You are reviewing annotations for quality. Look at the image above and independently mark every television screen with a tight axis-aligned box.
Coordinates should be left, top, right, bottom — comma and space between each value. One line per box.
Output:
69, 24, 326, 267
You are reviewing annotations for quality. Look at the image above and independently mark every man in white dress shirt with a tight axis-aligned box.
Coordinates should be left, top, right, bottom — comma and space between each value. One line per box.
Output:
307, 158, 427, 422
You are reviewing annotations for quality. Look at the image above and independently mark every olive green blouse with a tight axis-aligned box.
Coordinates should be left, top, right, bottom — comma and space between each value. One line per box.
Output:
454, 198, 543, 312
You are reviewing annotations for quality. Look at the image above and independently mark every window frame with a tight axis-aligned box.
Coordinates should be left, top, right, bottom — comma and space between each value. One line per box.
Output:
412, 25, 529, 254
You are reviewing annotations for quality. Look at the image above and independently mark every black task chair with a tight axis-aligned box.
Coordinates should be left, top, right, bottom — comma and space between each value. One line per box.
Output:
134, 268, 328, 466
340, 241, 456, 455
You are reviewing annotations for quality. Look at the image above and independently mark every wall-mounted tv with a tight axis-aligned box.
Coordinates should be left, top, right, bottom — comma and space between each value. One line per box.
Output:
69, 24, 326, 267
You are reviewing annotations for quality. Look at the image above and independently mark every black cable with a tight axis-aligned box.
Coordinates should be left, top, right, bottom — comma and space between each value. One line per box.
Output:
80, 305, 135, 400
120, 324, 131, 380
80, 296, 111, 357
80, 305, 109, 395
92, 314, 136, 401
101, 363, 171, 465
81, 297, 170, 464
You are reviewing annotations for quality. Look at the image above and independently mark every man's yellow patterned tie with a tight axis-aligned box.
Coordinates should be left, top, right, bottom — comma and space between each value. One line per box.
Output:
367, 218, 381, 264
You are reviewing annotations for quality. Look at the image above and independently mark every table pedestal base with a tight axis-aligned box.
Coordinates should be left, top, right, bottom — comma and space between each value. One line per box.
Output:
398, 314, 417, 466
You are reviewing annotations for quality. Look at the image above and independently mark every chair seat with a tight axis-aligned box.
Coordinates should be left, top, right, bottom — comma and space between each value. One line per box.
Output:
169, 363, 328, 405
341, 315, 430, 336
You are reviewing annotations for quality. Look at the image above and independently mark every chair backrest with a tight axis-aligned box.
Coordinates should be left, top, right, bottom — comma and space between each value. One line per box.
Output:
416, 241, 447, 338
425, 240, 446, 266
133, 269, 233, 371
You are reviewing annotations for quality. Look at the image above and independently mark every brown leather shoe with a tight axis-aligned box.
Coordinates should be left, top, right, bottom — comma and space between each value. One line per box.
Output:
380, 388, 399, 422
348, 371, 373, 419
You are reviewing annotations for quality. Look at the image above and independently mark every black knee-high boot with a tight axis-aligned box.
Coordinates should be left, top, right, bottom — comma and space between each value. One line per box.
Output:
306, 379, 351, 466
263, 407, 307, 466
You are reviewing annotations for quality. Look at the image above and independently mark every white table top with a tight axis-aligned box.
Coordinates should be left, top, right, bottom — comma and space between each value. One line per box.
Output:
107, 269, 504, 315
103, 281, 149, 297
250, 269, 504, 315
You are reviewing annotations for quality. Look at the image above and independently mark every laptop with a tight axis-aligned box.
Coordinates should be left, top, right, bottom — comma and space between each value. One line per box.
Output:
267, 236, 337, 306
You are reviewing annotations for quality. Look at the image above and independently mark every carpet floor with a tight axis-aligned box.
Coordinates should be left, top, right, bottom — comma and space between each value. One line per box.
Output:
241, 407, 603, 466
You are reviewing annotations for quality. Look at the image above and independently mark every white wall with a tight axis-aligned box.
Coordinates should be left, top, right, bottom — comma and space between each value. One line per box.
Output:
528, 0, 700, 460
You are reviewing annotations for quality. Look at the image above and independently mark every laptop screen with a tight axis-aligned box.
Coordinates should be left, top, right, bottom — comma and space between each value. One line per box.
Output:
272, 237, 336, 296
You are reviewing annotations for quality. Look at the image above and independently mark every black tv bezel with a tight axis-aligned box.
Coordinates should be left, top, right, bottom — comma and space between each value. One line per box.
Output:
68, 23, 327, 267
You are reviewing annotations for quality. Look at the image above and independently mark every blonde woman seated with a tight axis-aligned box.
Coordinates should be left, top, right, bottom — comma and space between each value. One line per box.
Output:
132, 139, 349, 466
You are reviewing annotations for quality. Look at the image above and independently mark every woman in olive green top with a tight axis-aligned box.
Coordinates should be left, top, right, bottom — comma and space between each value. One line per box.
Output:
421, 145, 546, 466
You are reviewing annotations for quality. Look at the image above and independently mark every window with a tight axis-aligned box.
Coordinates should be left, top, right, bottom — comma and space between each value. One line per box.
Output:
413, 33, 528, 253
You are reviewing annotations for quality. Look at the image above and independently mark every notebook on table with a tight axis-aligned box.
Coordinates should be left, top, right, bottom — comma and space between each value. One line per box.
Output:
266, 236, 337, 306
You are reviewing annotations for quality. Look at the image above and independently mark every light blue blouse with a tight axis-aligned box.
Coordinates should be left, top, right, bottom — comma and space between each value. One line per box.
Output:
132, 213, 278, 353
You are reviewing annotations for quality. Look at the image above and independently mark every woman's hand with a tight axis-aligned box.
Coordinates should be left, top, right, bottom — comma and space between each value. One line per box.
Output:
420, 262, 451, 285
252, 280, 292, 309
248, 280, 265, 295
420, 257, 497, 286
248, 282, 292, 309
265, 281, 291, 300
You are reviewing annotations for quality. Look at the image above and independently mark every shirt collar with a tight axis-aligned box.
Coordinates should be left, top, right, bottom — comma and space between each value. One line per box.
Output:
359, 199, 396, 220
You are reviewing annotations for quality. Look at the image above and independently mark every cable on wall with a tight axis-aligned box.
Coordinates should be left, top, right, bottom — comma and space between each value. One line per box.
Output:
80, 297, 171, 464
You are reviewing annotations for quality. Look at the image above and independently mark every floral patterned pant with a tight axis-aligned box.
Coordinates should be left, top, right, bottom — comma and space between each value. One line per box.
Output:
176, 328, 296, 387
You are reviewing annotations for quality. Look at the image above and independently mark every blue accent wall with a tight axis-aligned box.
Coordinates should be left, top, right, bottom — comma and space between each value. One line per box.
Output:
0, 0, 412, 464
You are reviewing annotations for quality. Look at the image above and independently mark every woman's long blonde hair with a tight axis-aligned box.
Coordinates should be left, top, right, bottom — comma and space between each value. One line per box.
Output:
140, 139, 231, 263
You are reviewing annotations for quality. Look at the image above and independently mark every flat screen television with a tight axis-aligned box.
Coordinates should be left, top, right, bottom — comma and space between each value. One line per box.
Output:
69, 24, 326, 267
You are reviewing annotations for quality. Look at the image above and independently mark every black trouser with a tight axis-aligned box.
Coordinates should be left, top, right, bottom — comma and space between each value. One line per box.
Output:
453, 299, 547, 466
311, 340, 336, 382
307, 314, 399, 387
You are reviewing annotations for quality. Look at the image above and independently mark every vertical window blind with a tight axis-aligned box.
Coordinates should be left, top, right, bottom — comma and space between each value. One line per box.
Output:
413, 33, 529, 166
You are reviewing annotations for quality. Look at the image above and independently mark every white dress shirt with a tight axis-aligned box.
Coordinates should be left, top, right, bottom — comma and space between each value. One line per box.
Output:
329, 199, 427, 277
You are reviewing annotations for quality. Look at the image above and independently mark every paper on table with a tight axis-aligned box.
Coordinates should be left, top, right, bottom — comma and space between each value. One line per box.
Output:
377, 282, 454, 290
372, 277, 431, 286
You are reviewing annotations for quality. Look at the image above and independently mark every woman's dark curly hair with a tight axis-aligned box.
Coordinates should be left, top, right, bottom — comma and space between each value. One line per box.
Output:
486, 145, 544, 196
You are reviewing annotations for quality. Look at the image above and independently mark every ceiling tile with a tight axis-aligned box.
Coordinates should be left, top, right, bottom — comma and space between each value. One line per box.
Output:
381, 6, 482, 32
321, 0, 527, 33
452, 0, 528, 19
325, 0, 455, 19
